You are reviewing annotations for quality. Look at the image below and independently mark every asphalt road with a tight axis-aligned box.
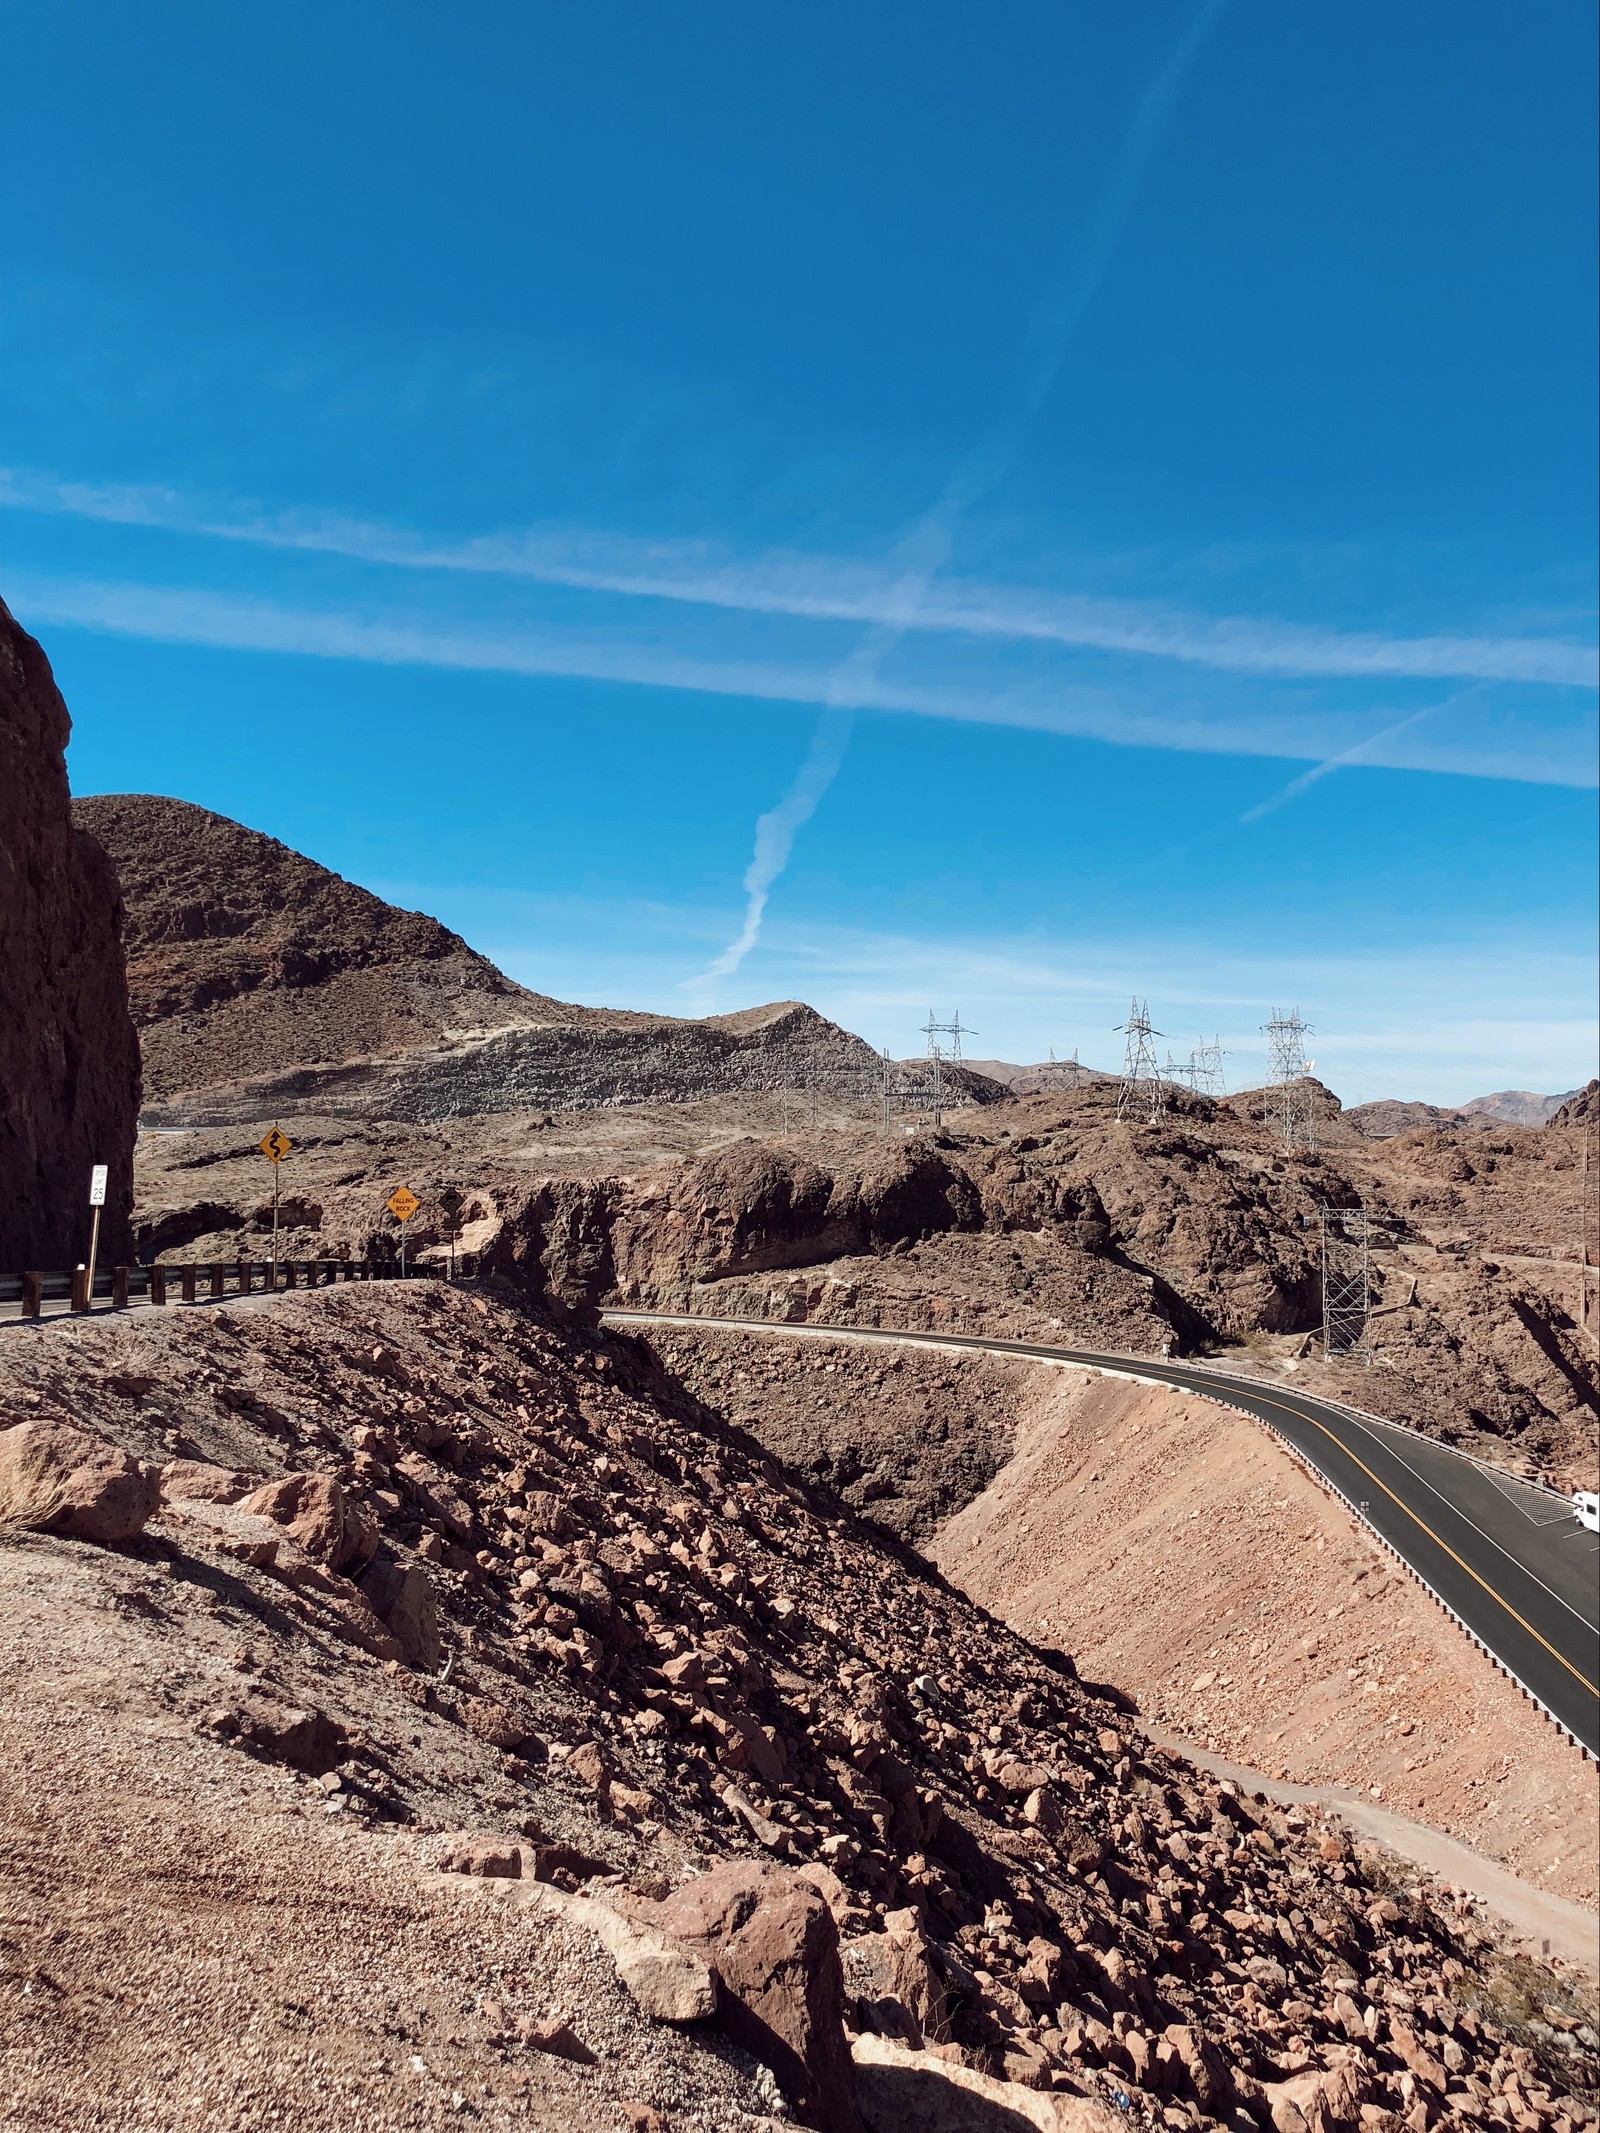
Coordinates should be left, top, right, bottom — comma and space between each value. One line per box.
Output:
602, 1309, 1600, 1760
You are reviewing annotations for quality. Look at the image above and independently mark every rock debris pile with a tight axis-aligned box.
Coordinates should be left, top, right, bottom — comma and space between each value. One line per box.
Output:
0, 1279, 1593, 2131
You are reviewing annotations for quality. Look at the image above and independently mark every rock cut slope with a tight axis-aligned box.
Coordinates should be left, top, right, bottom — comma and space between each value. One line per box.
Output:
1, 1277, 1595, 2131
0, 602, 140, 1268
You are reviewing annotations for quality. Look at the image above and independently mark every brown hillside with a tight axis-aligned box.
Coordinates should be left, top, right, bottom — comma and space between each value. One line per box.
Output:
1, 1278, 1593, 2128
71, 794, 567, 1100
74, 797, 905, 1123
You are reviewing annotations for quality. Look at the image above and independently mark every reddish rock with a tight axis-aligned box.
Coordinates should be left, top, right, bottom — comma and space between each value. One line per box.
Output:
238, 1471, 377, 1571
438, 1833, 523, 1878
0, 600, 140, 1267
357, 1554, 442, 1670
462, 1698, 532, 1752
634, 1860, 864, 2132
0, 1420, 159, 1542
160, 1459, 258, 1505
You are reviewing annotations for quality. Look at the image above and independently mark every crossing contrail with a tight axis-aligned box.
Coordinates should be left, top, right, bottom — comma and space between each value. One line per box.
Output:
699, 0, 1229, 987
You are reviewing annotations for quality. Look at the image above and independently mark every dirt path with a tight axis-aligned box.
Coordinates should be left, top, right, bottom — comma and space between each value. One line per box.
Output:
1142, 1722, 1599, 1975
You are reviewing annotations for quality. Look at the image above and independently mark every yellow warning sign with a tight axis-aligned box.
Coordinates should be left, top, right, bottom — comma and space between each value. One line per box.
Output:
386, 1185, 421, 1223
259, 1126, 293, 1163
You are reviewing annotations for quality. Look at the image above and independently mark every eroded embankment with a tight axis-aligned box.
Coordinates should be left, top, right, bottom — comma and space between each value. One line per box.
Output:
648, 1325, 1599, 1911
932, 1369, 1599, 1910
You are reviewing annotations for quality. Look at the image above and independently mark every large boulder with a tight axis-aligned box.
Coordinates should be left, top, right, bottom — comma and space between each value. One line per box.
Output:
358, 1553, 442, 1670
238, 1471, 378, 1572
0, 599, 140, 1267
631, 1860, 864, 2132
0, 1420, 160, 1542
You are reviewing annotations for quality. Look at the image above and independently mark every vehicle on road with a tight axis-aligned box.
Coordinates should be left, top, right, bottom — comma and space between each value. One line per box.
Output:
1575, 1490, 1600, 1535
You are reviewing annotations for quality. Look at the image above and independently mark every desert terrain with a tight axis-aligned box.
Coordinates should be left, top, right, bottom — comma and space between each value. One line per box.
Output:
3, 617, 1598, 2133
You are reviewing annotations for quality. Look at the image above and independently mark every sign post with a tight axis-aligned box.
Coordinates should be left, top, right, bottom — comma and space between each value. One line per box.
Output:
86, 1164, 108, 1309
438, 1187, 465, 1281
258, 1126, 293, 1282
386, 1185, 420, 1275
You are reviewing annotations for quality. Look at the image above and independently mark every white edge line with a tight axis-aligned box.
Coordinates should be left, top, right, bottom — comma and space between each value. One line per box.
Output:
602, 1309, 1600, 1765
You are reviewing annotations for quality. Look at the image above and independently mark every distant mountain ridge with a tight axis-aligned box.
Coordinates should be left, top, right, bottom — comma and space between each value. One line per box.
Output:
969, 1043, 1581, 1135
76, 793, 996, 1126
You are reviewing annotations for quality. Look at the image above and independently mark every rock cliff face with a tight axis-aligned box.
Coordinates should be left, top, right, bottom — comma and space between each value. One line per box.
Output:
0, 600, 140, 1269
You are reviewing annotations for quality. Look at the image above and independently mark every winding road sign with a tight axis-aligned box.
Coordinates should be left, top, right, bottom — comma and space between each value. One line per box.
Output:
259, 1127, 293, 1163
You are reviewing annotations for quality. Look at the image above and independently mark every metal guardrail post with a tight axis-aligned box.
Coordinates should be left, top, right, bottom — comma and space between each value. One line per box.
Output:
22, 1272, 42, 1319
112, 1265, 129, 1309
71, 1267, 90, 1313
150, 1266, 167, 1306
209, 1264, 225, 1300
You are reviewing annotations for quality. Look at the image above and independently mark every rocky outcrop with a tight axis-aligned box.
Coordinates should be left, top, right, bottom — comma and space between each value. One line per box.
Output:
630, 1860, 864, 2132
0, 1420, 160, 1541
1549, 1080, 1598, 1131
0, 600, 140, 1269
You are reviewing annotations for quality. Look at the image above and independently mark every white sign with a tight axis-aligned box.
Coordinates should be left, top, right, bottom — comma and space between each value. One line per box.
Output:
88, 1165, 108, 1207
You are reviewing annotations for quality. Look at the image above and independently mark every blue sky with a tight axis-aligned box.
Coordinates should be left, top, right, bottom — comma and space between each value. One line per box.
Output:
3, 2, 1595, 1102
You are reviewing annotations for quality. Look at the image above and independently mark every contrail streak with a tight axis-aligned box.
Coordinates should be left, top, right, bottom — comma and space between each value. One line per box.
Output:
1236, 695, 1470, 825
699, 0, 1229, 987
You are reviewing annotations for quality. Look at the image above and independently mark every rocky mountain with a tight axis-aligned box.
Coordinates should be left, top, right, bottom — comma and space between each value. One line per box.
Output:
0, 601, 140, 1268
1460, 1089, 1582, 1128
1347, 1090, 1584, 1139
74, 796, 910, 1127
964, 1059, 1113, 1097
2, 1277, 1593, 2129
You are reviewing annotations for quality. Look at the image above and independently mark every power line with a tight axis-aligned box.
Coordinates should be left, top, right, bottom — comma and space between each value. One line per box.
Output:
1115, 998, 1165, 1122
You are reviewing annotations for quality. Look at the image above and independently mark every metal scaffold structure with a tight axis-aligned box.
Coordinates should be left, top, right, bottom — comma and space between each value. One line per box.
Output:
1115, 998, 1166, 1122
1262, 1006, 1316, 1150
1319, 1205, 1373, 1360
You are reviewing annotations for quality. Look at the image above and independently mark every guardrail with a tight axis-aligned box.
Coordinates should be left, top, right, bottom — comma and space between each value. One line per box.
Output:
0, 1257, 480, 1319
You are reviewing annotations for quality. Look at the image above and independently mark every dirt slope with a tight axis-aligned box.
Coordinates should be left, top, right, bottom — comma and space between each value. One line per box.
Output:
3, 1279, 1595, 2131
927, 1366, 1598, 1907
0, 602, 141, 1267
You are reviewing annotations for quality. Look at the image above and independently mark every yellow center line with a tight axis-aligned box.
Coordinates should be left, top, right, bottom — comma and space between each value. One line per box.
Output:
608, 1313, 1599, 1705
1193, 1379, 1598, 1701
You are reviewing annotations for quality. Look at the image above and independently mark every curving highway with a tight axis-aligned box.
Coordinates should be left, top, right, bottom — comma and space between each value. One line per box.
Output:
602, 1309, 1600, 1760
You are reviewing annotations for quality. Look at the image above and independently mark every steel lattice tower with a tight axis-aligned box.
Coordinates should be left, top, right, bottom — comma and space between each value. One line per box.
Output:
1189, 1036, 1228, 1097
1116, 999, 1165, 1122
1262, 1007, 1316, 1149
1320, 1206, 1372, 1359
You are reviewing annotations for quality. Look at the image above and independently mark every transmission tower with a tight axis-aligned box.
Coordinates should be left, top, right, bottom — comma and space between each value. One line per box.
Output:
1189, 1036, 1228, 1097
1115, 999, 1166, 1122
1262, 1006, 1316, 1150
920, 1009, 976, 1063
1041, 1046, 1086, 1092
1319, 1206, 1372, 1360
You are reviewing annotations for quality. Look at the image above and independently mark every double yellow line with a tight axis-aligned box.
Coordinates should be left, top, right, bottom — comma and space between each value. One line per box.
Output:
1229, 1382, 1597, 1700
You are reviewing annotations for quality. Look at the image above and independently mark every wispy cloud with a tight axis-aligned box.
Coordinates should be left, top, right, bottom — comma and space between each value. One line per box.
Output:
4, 463, 1594, 692
9, 567, 1596, 791
693, 0, 1233, 988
